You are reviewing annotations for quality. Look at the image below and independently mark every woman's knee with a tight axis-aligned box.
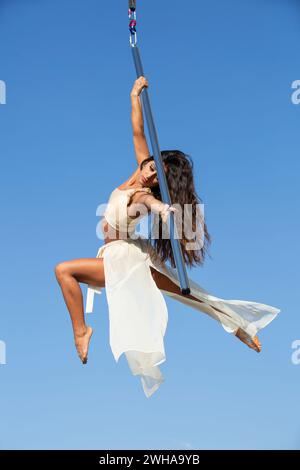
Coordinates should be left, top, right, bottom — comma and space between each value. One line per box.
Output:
54, 262, 69, 282
55, 258, 105, 286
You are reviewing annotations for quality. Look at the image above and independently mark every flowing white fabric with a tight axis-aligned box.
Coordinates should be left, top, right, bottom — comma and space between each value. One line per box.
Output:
86, 236, 281, 398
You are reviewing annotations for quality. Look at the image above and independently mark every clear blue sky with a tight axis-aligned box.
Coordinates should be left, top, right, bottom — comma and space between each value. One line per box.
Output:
0, 0, 299, 450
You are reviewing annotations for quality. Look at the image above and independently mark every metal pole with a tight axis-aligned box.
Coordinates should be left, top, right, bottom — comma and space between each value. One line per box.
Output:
128, 2, 190, 295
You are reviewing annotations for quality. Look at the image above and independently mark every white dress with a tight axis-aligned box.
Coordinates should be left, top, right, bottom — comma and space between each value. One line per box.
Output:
85, 187, 281, 398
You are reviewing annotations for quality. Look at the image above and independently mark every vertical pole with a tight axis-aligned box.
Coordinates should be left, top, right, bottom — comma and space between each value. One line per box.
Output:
128, 3, 190, 295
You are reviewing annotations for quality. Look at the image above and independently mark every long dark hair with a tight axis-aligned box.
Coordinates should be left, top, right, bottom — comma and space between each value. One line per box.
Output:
140, 150, 212, 269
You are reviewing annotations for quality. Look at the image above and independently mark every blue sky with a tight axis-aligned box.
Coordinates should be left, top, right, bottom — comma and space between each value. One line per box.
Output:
0, 0, 299, 450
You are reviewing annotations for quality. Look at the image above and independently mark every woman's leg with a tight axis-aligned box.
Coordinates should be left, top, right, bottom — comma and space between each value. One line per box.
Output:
150, 267, 211, 306
54, 257, 105, 363
150, 267, 261, 352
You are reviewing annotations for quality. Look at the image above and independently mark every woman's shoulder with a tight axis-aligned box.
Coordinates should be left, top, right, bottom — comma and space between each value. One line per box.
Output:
117, 166, 141, 191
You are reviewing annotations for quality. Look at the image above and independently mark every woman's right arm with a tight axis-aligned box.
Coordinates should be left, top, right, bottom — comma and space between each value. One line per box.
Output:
131, 192, 177, 224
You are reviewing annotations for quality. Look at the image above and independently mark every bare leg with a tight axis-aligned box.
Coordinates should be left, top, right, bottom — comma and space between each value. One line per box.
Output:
55, 257, 105, 363
150, 266, 231, 315
149, 267, 206, 304
235, 328, 261, 353
150, 267, 261, 353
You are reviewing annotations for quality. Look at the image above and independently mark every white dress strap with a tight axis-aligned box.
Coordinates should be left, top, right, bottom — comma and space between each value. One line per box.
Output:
86, 285, 102, 314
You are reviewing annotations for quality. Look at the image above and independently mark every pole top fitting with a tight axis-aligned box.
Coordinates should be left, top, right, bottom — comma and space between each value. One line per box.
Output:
129, 0, 136, 11
128, 1, 137, 46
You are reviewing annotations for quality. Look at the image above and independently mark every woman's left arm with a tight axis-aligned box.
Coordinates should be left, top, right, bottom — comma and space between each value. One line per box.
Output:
131, 77, 150, 165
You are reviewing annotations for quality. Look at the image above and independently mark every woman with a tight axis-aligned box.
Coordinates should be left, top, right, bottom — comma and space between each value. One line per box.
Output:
55, 77, 280, 398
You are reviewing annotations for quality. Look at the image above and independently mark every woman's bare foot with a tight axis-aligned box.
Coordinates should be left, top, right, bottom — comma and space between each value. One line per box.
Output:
74, 326, 93, 364
235, 328, 261, 353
